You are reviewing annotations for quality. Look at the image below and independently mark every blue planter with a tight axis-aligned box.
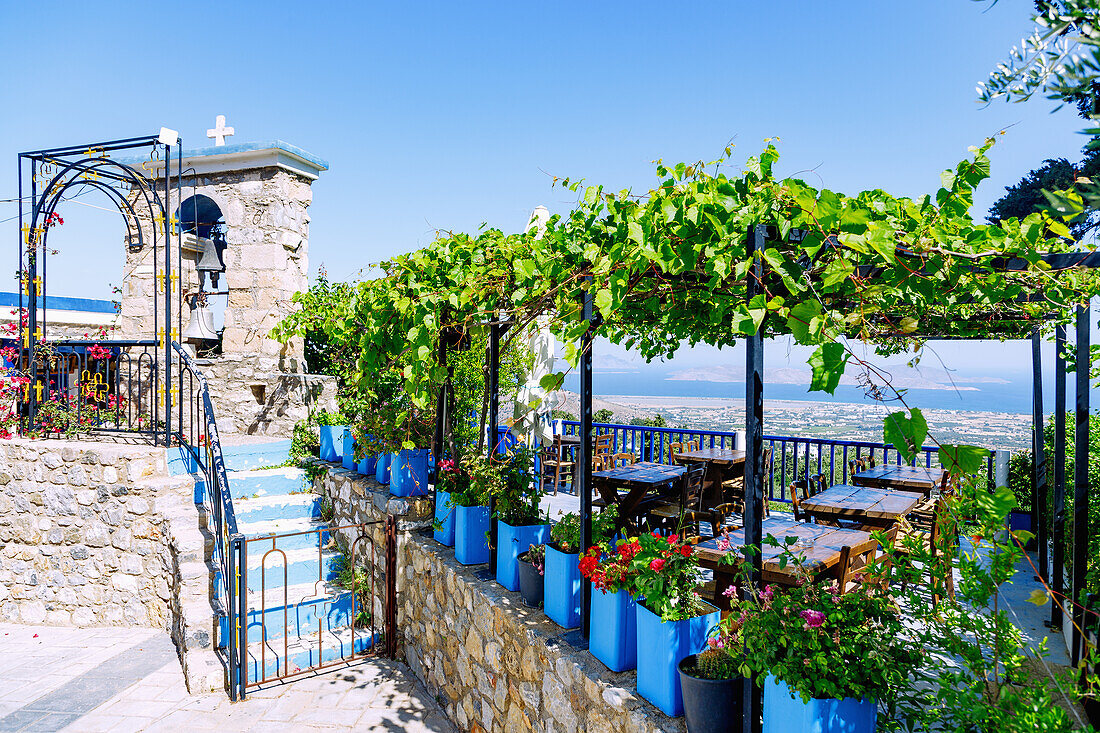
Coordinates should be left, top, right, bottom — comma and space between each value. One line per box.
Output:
434, 490, 456, 546
391, 449, 430, 497
636, 601, 720, 717
358, 452, 377, 476
374, 453, 391, 484
341, 430, 357, 470
589, 587, 637, 672
544, 544, 581, 628
319, 425, 345, 462
763, 677, 877, 733
495, 520, 551, 592
455, 505, 491, 565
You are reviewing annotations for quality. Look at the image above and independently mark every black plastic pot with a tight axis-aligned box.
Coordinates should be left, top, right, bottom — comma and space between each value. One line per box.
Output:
517, 551, 544, 608
678, 655, 744, 733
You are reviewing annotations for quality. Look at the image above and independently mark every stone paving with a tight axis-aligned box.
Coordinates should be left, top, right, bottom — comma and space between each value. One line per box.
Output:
0, 623, 455, 732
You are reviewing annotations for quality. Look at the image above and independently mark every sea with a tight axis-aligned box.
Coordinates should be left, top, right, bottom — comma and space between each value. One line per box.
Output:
564, 367, 1065, 415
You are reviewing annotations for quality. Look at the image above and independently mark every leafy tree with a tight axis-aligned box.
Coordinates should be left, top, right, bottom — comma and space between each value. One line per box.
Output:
629, 413, 666, 428
593, 408, 616, 423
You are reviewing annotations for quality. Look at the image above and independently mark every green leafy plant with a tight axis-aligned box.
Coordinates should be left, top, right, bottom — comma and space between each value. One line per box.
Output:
520, 543, 545, 576
720, 538, 920, 704
332, 553, 371, 628
622, 531, 705, 622
550, 505, 619, 553
489, 445, 544, 526
446, 454, 497, 508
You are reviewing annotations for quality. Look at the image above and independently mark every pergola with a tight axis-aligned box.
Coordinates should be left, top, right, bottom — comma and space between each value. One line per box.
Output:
342, 143, 1100, 730
458, 226, 1100, 730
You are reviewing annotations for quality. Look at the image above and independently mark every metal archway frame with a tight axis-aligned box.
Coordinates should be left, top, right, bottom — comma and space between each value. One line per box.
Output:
16, 134, 183, 444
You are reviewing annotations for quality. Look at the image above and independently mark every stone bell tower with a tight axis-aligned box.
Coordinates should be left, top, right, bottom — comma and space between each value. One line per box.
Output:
117, 130, 335, 436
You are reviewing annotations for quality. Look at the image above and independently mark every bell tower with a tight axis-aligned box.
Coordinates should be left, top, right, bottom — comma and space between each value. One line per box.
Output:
118, 131, 333, 436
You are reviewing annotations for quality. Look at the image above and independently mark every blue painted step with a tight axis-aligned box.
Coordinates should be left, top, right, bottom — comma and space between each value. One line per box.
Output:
244, 547, 342, 593
244, 590, 361, 642
167, 440, 292, 476
246, 627, 377, 682
234, 494, 321, 523
229, 468, 310, 500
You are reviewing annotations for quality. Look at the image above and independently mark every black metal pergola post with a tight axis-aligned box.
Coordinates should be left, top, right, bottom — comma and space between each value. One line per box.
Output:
1051, 324, 1067, 629
1072, 303, 1091, 667
1032, 328, 1049, 579
742, 224, 766, 733
579, 275, 596, 639
487, 319, 502, 572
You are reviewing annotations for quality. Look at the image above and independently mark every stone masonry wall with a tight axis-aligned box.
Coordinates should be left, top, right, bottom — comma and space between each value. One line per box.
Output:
312, 461, 681, 733
0, 439, 181, 628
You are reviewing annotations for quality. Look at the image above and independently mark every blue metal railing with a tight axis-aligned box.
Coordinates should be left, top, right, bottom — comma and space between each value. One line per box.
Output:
508, 420, 992, 501
171, 342, 243, 700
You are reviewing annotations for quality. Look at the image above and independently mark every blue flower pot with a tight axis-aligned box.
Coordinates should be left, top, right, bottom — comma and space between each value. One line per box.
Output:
544, 544, 581, 628
390, 448, 430, 497
320, 425, 345, 462
358, 452, 377, 476
763, 677, 877, 733
374, 452, 391, 484
636, 601, 720, 717
589, 587, 637, 672
434, 490, 456, 546
455, 505, 491, 565
341, 430, 357, 470
495, 520, 551, 592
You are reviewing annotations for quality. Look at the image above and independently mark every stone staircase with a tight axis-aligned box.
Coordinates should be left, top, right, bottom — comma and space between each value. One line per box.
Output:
221, 444, 376, 684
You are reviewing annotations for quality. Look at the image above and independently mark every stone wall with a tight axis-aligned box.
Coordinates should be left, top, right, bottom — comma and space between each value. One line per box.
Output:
312, 461, 681, 733
0, 439, 184, 628
199, 356, 336, 437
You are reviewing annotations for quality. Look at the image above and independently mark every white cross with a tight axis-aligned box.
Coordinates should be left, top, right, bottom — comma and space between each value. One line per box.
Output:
206, 115, 235, 146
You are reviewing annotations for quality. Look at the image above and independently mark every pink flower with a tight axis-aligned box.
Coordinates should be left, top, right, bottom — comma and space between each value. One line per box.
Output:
649, 558, 666, 572
800, 609, 826, 629
722, 584, 738, 599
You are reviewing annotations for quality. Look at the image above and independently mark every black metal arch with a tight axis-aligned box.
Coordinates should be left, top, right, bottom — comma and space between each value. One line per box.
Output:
17, 134, 182, 445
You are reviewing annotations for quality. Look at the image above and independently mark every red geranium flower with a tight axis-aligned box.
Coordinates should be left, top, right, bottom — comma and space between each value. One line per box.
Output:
649, 558, 666, 572
679, 544, 693, 557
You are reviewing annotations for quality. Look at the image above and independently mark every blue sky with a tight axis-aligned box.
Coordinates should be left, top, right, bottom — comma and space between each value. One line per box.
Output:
0, 0, 1090, 374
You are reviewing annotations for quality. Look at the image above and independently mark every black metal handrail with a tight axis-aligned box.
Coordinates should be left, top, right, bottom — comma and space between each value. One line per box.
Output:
170, 341, 244, 700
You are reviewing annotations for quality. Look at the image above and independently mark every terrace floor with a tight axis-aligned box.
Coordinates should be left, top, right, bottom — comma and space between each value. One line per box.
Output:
0, 623, 454, 733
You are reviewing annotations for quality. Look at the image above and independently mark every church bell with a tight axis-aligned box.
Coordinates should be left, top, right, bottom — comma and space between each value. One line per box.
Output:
183, 297, 218, 342
196, 236, 225, 291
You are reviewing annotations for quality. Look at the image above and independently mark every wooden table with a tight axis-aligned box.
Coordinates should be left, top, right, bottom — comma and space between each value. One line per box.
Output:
799, 484, 921, 529
673, 448, 746, 508
851, 465, 943, 495
592, 462, 685, 530
695, 517, 873, 607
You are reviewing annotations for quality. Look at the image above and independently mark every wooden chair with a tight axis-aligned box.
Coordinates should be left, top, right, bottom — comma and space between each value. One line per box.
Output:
683, 438, 701, 452
539, 436, 574, 496
646, 462, 707, 532
835, 536, 880, 594
789, 473, 827, 523
609, 452, 635, 468
891, 497, 957, 606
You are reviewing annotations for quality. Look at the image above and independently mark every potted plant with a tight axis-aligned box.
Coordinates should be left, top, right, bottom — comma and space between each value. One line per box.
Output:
678, 619, 745, 733
317, 409, 347, 463
390, 407, 434, 497
517, 543, 545, 608
545, 506, 618, 629
723, 540, 920, 733
490, 446, 550, 592
627, 531, 720, 717
342, 428, 358, 470
451, 455, 497, 566
578, 538, 642, 672
433, 456, 466, 547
